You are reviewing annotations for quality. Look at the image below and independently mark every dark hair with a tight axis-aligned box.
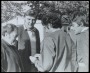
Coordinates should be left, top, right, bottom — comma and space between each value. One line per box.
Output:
41, 12, 62, 28
2, 23, 18, 36
72, 11, 89, 27
81, 16, 89, 27
61, 14, 71, 26
24, 10, 38, 20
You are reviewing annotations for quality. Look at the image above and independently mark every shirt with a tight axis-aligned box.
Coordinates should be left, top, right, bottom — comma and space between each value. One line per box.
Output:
23, 25, 36, 56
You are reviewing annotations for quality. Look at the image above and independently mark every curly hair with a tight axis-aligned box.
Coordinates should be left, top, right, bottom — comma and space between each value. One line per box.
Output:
41, 12, 62, 28
24, 9, 38, 20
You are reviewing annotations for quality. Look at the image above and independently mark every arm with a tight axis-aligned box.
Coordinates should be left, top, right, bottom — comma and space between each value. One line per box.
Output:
34, 37, 55, 72
71, 38, 78, 72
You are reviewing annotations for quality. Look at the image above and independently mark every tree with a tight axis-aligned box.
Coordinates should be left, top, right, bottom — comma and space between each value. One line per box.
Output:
1, 1, 89, 25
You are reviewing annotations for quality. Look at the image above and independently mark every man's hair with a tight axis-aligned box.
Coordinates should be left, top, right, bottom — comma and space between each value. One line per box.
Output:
24, 9, 38, 20
41, 12, 62, 28
61, 14, 71, 26
2, 23, 18, 36
72, 12, 88, 27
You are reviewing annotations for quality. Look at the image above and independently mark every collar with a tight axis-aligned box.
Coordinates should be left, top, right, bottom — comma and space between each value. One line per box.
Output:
23, 25, 36, 32
52, 28, 60, 32
81, 27, 89, 32
23, 25, 27, 30
75, 27, 89, 35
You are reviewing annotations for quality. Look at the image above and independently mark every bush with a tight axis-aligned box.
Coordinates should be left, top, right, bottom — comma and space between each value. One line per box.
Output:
1, 1, 89, 26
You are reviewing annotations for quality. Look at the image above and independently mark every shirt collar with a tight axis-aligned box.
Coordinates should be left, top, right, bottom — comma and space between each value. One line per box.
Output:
75, 27, 89, 35
23, 25, 36, 32
81, 27, 89, 32
23, 25, 27, 30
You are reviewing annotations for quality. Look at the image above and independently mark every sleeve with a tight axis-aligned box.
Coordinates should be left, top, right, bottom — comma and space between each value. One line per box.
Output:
35, 37, 55, 72
71, 38, 78, 72
1, 41, 8, 72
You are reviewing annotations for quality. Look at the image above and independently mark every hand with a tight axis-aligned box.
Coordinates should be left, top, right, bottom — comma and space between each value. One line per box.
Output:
35, 60, 44, 72
34, 54, 41, 60
29, 56, 37, 64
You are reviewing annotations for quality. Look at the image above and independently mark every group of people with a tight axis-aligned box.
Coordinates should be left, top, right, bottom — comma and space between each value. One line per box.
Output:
1, 9, 89, 72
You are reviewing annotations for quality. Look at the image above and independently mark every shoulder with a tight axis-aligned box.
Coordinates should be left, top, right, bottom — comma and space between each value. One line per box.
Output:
33, 27, 39, 34
55, 29, 72, 43
17, 25, 24, 31
44, 30, 65, 41
52, 29, 67, 39
44, 37, 53, 41
17, 25, 23, 29
41, 37, 55, 53
82, 28, 89, 34
34, 27, 39, 32
43, 37, 54, 46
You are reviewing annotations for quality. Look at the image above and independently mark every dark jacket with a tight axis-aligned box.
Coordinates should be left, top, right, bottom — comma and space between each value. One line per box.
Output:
18, 25, 40, 54
17, 25, 40, 72
1, 39, 23, 72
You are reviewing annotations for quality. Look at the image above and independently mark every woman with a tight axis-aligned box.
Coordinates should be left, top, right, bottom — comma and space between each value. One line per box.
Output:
1, 24, 23, 72
29, 13, 78, 72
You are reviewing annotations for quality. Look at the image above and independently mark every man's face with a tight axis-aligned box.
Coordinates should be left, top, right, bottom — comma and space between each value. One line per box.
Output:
43, 25, 52, 33
70, 22, 83, 34
72, 22, 79, 27
25, 16, 36, 29
2, 31, 17, 45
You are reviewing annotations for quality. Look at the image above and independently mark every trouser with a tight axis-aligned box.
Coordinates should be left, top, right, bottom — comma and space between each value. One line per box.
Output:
18, 50, 38, 72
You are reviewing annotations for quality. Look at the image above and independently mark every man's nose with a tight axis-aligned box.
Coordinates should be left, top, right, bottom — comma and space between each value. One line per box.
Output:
28, 20, 31, 22
45, 28, 48, 32
28, 21, 31, 24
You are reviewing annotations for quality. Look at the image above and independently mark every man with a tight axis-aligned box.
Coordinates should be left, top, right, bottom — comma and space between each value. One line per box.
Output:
70, 15, 89, 72
76, 26, 89, 72
17, 10, 40, 72
1, 24, 23, 72
29, 13, 78, 72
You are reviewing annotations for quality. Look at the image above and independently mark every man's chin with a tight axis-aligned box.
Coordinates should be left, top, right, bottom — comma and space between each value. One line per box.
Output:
28, 27, 32, 29
27, 24, 34, 29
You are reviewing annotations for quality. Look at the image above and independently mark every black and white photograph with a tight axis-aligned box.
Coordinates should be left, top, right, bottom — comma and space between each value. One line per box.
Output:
1, 1, 89, 72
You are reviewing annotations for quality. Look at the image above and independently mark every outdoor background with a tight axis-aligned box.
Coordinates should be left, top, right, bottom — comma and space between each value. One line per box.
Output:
1, 1, 89, 42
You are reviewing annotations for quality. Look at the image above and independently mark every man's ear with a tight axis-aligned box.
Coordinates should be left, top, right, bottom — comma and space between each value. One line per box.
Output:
80, 22, 84, 27
24, 18, 26, 24
33, 19, 36, 25
48, 23, 52, 29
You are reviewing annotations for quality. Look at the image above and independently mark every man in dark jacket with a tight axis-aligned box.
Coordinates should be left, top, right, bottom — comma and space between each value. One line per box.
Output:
1, 24, 23, 72
17, 10, 40, 72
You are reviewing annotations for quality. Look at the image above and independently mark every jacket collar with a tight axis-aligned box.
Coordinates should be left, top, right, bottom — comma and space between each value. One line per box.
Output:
23, 25, 36, 32
81, 27, 89, 32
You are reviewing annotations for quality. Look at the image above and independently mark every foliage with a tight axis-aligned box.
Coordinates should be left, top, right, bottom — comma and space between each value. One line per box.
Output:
1, 1, 89, 25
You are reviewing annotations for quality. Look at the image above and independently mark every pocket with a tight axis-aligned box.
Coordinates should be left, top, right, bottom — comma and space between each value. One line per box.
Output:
78, 63, 85, 67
